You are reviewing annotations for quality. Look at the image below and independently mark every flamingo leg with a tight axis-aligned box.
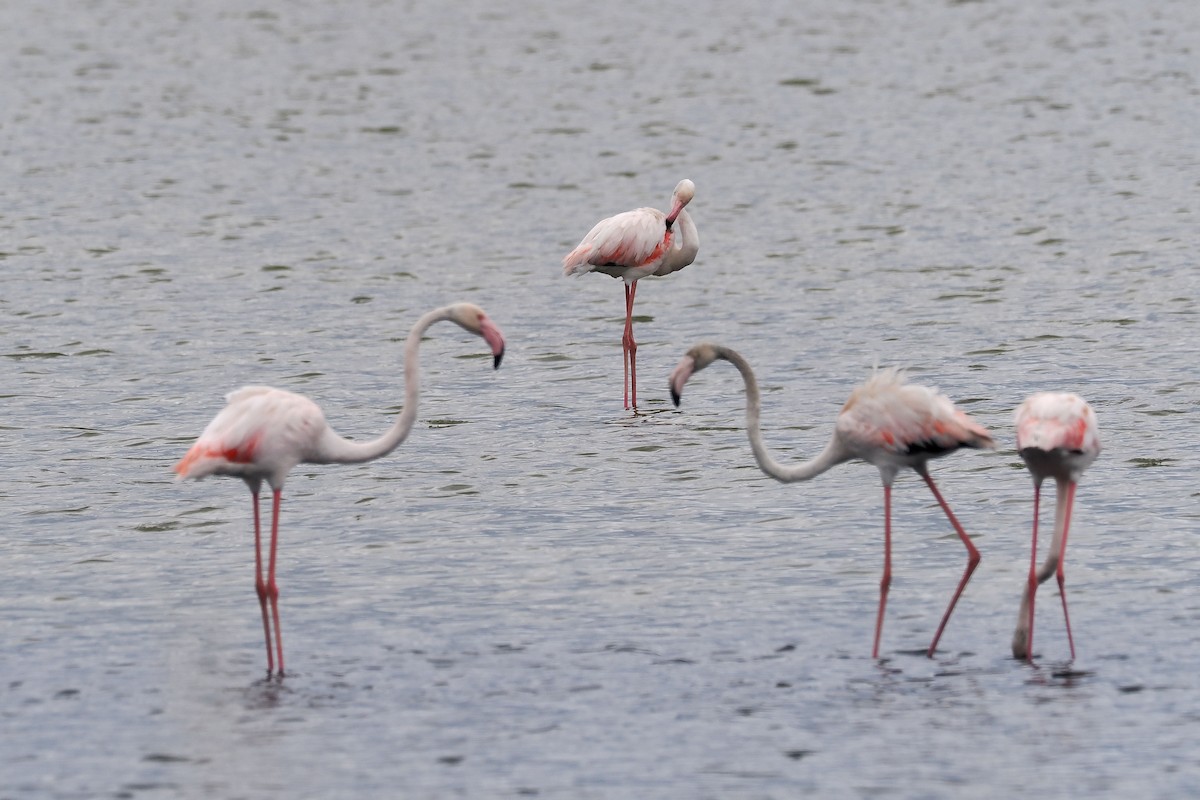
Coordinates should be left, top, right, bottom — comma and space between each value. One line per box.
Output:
267, 489, 285, 676
251, 489, 274, 675
628, 281, 639, 409
621, 282, 639, 409
1057, 481, 1077, 661
1022, 482, 1043, 661
920, 469, 981, 657
621, 284, 631, 409
872, 483, 894, 659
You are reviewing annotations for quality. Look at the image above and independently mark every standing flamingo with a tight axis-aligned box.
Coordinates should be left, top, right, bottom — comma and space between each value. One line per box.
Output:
563, 179, 699, 410
173, 303, 506, 677
1010, 392, 1100, 662
669, 344, 995, 658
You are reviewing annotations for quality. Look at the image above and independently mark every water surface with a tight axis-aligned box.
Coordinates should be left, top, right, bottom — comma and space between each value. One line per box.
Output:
3, 0, 1199, 797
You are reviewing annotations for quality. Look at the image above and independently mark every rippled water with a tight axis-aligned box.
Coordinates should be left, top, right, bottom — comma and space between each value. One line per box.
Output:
4, 0, 1199, 797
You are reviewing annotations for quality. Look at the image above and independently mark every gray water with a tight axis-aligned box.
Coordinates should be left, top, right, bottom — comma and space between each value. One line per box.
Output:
3, 0, 1199, 797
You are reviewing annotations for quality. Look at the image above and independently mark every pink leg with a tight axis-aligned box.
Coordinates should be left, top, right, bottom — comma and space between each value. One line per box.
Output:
628, 281, 639, 409
252, 490, 274, 674
267, 489, 285, 676
1057, 481, 1077, 661
921, 470, 981, 657
872, 483, 894, 659
621, 284, 633, 410
1023, 483, 1042, 662
621, 282, 640, 410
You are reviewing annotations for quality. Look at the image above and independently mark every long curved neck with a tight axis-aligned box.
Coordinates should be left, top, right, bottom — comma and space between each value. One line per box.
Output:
313, 307, 452, 465
718, 346, 850, 483
1011, 476, 1076, 656
664, 209, 699, 272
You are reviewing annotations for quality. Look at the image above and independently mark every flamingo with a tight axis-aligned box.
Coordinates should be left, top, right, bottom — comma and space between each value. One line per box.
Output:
563, 179, 699, 410
1010, 392, 1101, 662
173, 303, 506, 677
668, 344, 995, 658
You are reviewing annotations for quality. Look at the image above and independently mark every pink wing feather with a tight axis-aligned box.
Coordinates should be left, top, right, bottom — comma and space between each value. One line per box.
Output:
174, 386, 327, 481
1015, 392, 1100, 453
562, 207, 673, 280
837, 369, 994, 455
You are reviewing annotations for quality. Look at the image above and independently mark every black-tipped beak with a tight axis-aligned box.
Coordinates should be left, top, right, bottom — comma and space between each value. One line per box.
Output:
494, 348, 505, 370
668, 357, 693, 407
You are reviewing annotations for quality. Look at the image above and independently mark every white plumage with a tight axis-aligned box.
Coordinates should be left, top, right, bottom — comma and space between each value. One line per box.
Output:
669, 345, 994, 658
1011, 391, 1101, 661
563, 179, 699, 409
173, 303, 506, 676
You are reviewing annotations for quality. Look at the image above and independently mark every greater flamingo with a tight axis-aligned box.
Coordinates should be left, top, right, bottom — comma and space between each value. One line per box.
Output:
1010, 392, 1100, 662
563, 179, 699, 410
174, 303, 506, 676
669, 344, 995, 658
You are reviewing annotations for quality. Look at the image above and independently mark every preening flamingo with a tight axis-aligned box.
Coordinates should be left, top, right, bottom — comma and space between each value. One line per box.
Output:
669, 344, 995, 658
173, 303, 506, 676
1010, 392, 1100, 662
563, 179, 699, 410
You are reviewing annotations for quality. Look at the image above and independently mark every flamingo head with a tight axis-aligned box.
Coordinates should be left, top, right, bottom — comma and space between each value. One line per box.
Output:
668, 342, 719, 406
665, 179, 696, 225
447, 303, 507, 369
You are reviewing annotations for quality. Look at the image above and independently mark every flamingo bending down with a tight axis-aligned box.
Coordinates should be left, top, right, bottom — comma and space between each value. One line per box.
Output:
669, 344, 995, 658
1010, 392, 1100, 662
563, 179, 699, 410
173, 303, 506, 676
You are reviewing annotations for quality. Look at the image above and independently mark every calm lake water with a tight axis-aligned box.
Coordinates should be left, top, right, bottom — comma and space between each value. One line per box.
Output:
3, 0, 1199, 797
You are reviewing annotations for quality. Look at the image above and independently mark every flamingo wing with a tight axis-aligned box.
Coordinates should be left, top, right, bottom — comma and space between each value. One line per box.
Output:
1015, 392, 1100, 454
174, 386, 327, 482
562, 207, 672, 279
837, 369, 994, 457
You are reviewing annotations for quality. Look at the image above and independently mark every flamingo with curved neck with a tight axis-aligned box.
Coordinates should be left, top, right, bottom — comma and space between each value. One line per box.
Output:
174, 302, 506, 676
564, 179, 699, 410
669, 343, 994, 658
1010, 392, 1101, 662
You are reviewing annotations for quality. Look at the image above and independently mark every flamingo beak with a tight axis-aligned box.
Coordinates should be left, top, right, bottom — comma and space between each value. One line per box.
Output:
479, 317, 506, 369
665, 198, 686, 227
668, 356, 695, 407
